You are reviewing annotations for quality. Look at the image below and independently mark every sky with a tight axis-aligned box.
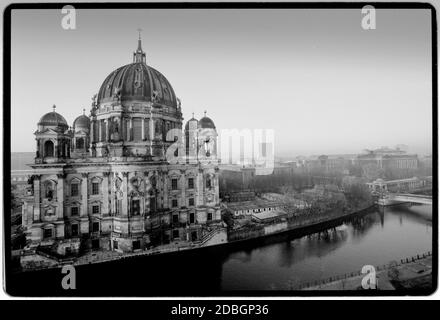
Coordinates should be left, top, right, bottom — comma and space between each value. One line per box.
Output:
10, 8, 433, 156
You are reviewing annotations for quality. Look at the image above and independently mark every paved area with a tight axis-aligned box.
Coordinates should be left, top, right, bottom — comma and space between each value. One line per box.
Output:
304, 255, 432, 291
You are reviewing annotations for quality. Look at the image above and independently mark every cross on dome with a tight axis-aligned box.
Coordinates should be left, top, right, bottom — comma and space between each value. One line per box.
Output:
133, 29, 146, 63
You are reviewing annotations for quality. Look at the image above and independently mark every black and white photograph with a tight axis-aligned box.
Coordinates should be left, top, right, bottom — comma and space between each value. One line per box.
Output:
2, 2, 436, 299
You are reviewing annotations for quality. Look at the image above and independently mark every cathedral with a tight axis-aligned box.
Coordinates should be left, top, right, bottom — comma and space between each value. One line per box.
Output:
21, 36, 222, 256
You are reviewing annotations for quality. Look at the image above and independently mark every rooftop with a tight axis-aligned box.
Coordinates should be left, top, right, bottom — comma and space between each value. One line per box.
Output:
225, 199, 285, 211
252, 209, 287, 221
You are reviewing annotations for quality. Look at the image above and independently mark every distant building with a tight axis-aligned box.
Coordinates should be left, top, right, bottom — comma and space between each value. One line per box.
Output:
304, 155, 351, 175
251, 210, 287, 224
355, 146, 418, 179
224, 199, 287, 218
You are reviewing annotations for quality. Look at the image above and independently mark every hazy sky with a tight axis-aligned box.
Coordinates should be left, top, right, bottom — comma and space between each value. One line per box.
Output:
10, 8, 433, 156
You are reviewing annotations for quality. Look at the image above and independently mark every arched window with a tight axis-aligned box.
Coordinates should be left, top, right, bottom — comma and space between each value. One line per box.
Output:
44, 140, 54, 157
43, 181, 55, 200
76, 137, 84, 149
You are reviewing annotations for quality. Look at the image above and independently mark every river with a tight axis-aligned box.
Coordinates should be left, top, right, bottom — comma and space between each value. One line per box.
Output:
7, 204, 432, 296
220, 204, 432, 290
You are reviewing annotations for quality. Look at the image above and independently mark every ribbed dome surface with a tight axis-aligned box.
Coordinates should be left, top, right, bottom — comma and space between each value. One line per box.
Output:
73, 114, 90, 131
97, 62, 177, 107
38, 111, 68, 128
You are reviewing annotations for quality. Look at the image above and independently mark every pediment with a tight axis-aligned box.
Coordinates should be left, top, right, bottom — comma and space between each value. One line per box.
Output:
74, 129, 89, 135
36, 128, 60, 135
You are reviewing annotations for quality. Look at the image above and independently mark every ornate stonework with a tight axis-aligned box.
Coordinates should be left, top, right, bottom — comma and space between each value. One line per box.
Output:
21, 38, 221, 255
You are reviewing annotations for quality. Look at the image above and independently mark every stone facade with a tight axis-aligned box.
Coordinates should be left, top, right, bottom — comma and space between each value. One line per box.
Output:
22, 38, 221, 256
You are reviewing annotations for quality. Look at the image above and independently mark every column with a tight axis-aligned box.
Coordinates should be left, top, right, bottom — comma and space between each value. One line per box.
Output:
81, 173, 88, 217
125, 119, 129, 141
163, 171, 168, 208
122, 172, 128, 217
196, 169, 203, 206
54, 140, 59, 158
129, 119, 133, 141
110, 173, 116, 215
150, 118, 154, 140
56, 174, 64, 219
102, 172, 109, 215
159, 173, 165, 209
33, 175, 41, 222
214, 170, 220, 204
141, 118, 145, 140
180, 170, 186, 207
90, 120, 94, 143
105, 119, 110, 142
36, 141, 39, 158
39, 141, 44, 158
117, 116, 122, 141
99, 120, 103, 142
144, 171, 150, 215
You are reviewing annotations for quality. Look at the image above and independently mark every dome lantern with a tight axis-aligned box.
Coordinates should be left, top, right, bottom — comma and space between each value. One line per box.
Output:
133, 29, 146, 64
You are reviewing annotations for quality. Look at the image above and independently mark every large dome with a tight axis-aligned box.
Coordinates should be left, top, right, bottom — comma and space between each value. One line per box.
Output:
97, 62, 178, 107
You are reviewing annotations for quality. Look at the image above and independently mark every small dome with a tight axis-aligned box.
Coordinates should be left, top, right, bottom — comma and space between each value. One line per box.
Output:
198, 116, 216, 129
38, 108, 68, 129
73, 114, 90, 132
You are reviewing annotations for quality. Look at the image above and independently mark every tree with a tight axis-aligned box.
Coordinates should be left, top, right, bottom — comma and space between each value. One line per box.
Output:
342, 177, 372, 207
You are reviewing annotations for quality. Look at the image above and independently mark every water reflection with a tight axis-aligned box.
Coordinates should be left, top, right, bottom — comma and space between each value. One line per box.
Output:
220, 205, 432, 290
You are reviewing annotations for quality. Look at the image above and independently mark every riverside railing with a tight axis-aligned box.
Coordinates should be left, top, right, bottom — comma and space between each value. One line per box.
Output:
296, 251, 432, 290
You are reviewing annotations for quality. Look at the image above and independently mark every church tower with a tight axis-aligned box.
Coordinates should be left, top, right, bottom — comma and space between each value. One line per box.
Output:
34, 105, 71, 164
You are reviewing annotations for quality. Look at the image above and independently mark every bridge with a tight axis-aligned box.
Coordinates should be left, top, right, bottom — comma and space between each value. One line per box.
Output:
367, 176, 432, 206
382, 193, 432, 205
367, 176, 432, 193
